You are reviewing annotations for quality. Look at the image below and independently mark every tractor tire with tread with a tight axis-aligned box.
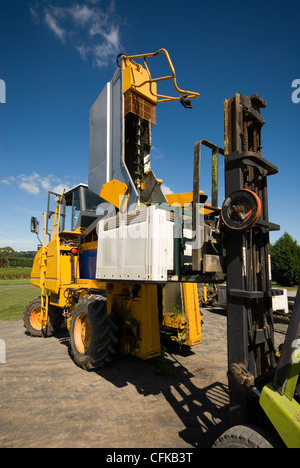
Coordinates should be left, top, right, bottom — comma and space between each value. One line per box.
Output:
70, 294, 118, 371
24, 296, 63, 338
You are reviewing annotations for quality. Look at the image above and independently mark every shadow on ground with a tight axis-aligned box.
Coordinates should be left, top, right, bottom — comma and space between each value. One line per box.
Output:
55, 326, 230, 448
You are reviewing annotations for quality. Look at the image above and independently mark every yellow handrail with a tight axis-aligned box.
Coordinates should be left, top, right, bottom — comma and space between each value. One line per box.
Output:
52, 191, 65, 239
121, 48, 200, 104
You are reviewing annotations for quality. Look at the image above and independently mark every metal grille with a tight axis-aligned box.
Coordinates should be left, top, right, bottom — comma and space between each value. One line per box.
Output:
124, 90, 157, 126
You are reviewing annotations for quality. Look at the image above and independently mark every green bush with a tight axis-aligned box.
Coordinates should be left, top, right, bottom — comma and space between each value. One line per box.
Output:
271, 233, 300, 287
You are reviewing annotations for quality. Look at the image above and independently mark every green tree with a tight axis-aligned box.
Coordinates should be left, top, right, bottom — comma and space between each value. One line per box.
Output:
0, 246, 17, 267
271, 233, 300, 286
15, 251, 35, 267
15, 257, 34, 267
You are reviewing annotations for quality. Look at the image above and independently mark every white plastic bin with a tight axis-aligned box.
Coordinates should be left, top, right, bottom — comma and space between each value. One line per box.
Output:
96, 205, 174, 282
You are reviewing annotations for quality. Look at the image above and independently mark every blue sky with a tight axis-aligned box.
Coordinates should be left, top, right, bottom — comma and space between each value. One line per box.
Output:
0, 0, 299, 251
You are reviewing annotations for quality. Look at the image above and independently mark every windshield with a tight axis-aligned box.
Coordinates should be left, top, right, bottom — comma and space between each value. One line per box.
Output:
85, 189, 102, 212
62, 185, 103, 231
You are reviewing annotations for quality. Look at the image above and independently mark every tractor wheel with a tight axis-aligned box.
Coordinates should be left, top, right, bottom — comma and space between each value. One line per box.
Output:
69, 294, 118, 371
24, 297, 63, 338
212, 425, 279, 448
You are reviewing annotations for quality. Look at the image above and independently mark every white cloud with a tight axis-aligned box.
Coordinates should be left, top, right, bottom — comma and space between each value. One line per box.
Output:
19, 182, 40, 195
30, 1, 122, 68
17, 173, 40, 195
44, 11, 67, 43
0, 176, 16, 185
39, 177, 52, 191
1, 173, 76, 196
151, 146, 165, 160
69, 5, 94, 25
52, 183, 71, 194
76, 44, 91, 61
103, 25, 120, 48
29, 6, 40, 25
161, 184, 174, 195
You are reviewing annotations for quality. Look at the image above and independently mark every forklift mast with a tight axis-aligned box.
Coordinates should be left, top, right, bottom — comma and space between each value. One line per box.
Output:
223, 93, 281, 424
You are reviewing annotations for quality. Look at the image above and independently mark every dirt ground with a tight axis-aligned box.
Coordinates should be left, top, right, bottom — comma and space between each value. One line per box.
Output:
0, 306, 285, 449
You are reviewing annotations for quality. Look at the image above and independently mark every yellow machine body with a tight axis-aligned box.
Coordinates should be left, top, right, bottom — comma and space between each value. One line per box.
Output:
28, 49, 212, 366
30, 231, 203, 359
100, 179, 129, 211
122, 57, 158, 104
29, 186, 204, 358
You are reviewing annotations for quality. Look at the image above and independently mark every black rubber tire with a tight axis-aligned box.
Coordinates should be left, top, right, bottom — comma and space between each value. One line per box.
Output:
69, 294, 118, 371
23, 296, 63, 338
212, 425, 278, 448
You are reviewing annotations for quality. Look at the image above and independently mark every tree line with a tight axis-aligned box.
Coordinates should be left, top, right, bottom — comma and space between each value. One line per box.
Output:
0, 247, 36, 268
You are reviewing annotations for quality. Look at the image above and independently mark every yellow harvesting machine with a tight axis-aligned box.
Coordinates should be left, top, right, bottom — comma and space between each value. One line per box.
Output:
25, 49, 225, 370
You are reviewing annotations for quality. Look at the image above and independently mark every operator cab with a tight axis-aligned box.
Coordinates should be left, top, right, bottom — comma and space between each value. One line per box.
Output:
44, 184, 103, 243
62, 184, 103, 232
30, 184, 111, 247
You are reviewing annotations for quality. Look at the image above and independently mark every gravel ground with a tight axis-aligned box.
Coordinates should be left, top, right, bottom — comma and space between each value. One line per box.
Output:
0, 306, 285, 449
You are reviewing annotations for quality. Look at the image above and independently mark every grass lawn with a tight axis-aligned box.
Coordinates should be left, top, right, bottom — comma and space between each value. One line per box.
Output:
0, 276, 296, 323
272, 282, 298, 292
0, 270, 36, 321
0, 278, 31, 286
0, 285, 39, 322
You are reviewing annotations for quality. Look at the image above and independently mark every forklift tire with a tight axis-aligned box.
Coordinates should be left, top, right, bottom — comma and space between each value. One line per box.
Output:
70, 294, 118, 371
23, 297, 63, 338
212, 425, 279, 448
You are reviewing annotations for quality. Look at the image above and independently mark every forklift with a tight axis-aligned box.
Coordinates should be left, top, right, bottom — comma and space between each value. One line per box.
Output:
213, 283, 300, 448
213, 93, 300, 448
